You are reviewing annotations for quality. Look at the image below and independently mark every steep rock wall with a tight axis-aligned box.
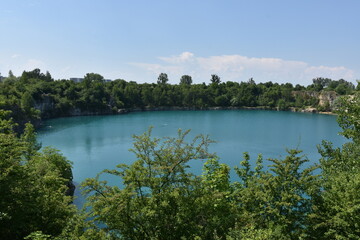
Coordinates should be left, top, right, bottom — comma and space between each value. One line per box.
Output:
292, 90, 339, 110
318, 91, 338, 107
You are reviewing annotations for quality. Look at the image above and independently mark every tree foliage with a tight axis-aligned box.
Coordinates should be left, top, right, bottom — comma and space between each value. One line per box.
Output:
180, 75, 192, 85
81, 128, 228, 239
336, 92, 360, 143
211, 74, 221, 84
157, 73, 169, 85
0, 120, 75, 240
0, 69, 357, 130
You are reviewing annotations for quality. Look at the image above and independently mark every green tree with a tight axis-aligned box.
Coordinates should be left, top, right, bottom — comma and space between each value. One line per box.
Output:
336, 92, 360, 143
8, 70, 15, 79
78, 73, 108, 111
45, 71, 53, 82
215, 94, 229, 106
157, 73, 169, 85
309, 93, 360, 239
0, 120, 75, 240
83, 73, 105, 88
21, 91, 35, 112
81, 128, 218, 239
277, 98, 289, 111
21, 122, 41, 159
20, 68, 44, 83
232, 150, 318, 239
309, 140, 360, 239
180, 75, 192, 85
199, 158, 235, 238
312, 77, 331, 89
211, 74, 221, 84
141, 84, 154, 107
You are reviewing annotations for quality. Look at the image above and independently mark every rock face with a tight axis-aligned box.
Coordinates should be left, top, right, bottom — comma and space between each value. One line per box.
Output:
292, 90, 319, 99
66, 181, 76, 197
299, 107, 318, 113
68, 108, 113, 116
318, 91, 338, 108
34, 95, 55, 118
34, 94, 115, 118
292, 90, 339, 112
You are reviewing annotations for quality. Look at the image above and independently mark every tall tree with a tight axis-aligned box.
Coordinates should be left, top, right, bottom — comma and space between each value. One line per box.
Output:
82, 73, 104, 88
8, 70, 14, 78
180, 75, 192, 85
157, 73, 169, 85
210, 74, 221, 84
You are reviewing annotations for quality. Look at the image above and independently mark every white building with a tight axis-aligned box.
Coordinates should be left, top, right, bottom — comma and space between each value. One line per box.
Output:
70, 77, 112, 83
70, 78, 84, 83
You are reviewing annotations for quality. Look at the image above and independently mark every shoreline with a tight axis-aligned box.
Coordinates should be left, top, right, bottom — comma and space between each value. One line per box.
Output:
37, 106, 336, 128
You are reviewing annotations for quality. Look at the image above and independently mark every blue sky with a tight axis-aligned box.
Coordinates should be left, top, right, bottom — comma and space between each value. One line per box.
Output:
1, 0, 359, 85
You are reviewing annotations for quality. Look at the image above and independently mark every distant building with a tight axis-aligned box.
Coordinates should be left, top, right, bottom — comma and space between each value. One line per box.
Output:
0, 75, 3, 82
70, 78, 84, 83
70, 77, 111, 83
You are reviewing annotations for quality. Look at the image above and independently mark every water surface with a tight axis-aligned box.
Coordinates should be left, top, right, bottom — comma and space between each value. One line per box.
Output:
38, 110, 346, 205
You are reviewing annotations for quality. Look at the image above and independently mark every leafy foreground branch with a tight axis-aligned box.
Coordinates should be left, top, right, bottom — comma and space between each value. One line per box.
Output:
0, 116, 75, 240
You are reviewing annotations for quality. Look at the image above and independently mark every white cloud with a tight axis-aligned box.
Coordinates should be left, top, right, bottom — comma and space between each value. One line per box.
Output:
0, 56, 46, 77
131, 52, 355, 85
60, 66, 72, 74
131, 62, 183, 75
23, 59, 46, 72
159, 52, 195, 64
305, 66, 354, 80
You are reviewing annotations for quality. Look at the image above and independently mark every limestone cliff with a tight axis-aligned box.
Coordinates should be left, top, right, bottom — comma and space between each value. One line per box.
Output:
318, 91, 338, 108
292, 90, 339, 112
34, 94, 56, 118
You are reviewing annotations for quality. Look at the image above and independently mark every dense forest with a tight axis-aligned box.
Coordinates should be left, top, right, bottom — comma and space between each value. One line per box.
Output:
0, 69, 357, 132
1, 69, 360, 239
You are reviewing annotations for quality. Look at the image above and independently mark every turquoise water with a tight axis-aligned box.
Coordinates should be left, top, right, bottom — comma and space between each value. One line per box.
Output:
37, 110, 347, 205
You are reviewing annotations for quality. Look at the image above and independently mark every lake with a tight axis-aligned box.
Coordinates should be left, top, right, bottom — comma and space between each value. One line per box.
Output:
37, 110, 347, 205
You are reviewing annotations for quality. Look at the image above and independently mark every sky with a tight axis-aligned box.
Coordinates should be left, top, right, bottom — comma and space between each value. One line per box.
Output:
1, 0, 359, 86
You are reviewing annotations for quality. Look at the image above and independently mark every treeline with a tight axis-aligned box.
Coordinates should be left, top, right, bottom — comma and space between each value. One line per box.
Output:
0, 91, 360, 239
0, 69, 358, 130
